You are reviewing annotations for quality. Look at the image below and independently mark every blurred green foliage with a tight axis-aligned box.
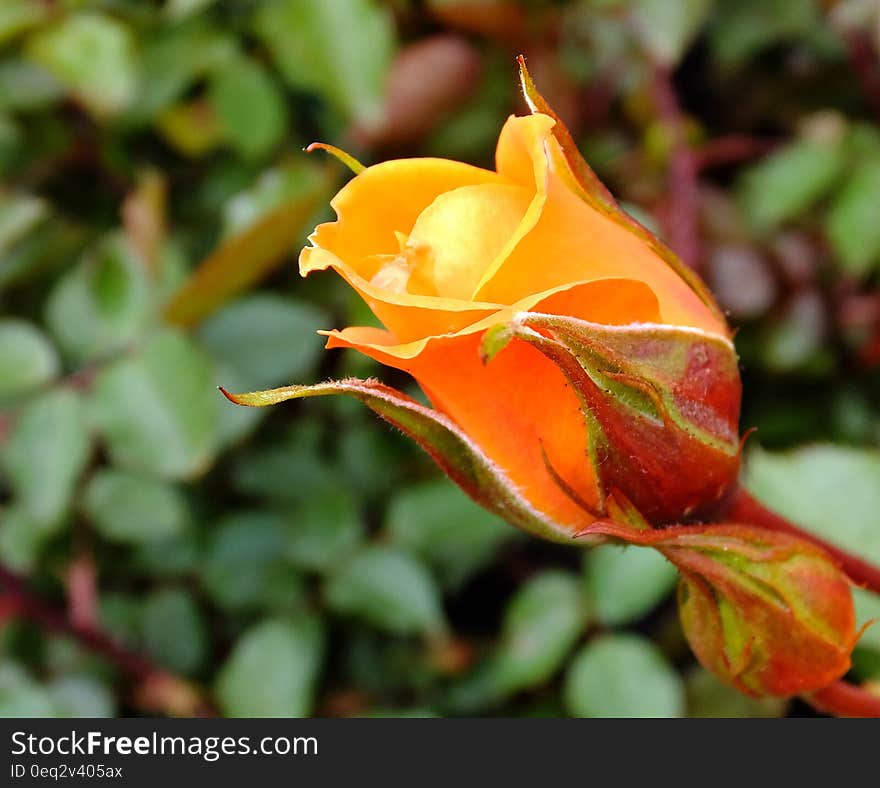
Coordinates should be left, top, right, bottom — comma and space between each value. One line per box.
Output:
1, 0, 879, 718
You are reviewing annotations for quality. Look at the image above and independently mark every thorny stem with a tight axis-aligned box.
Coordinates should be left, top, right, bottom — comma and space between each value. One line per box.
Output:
0, 564, 213, 717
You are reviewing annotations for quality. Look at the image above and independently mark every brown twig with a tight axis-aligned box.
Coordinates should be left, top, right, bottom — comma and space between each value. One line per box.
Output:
650, 64, 702, 271
0, 564, 213, 717
722, 486, 880, 597
845, 30, 880, 123
692, 135, 777, 171
65, 554, 99, 632
805, 679, 880, 718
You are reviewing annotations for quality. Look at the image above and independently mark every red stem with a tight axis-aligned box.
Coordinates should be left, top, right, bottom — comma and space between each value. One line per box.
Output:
0, 565, 154, 677
845, 31, 880, 124
0, 564, 212, 716
650, 64, 702, 271
722, 486, 880, 596
692, 135, 777, 171
806, 680, 880, 719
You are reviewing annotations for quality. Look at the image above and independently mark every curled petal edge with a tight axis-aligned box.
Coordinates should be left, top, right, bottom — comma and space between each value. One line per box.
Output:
516, 54, 727, 330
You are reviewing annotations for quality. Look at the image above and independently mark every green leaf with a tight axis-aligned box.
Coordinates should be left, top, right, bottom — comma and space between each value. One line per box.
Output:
0, 319, 59, 402
133, 529, 200, 578
709, 0, 824, 66
385, 479, 514, 590
45, 233, 153, 364
201, 511, 305, 612
90, 329, 219, 480
826, 156, 880, 277
0, 59, 63, 112
633, 0, 712, 65
758, 292, 826, 373
324, 545, 444, 636
0, 191, 48, 251
163, 167, 330, 327
140, 588, 208, 675
0, 505, 50, 572
0, 662, 56, 717
220, 162, 329, 239
221, 378, 571, 542
335, 419, 409, 500
231, 423, 337, 503
0, 113, 22, 174
685, 668, 787, 718
199, 294, 327, 390
564, 634, 684, 718
200, 293, 328, 446
131, 20, 237, 122
208, 57, 287, 159
1, 389, 90, 529
254, 0, 394, 127
738, 138, 845, 233
81, 470, 189, 545
215, 616, 324, 717
46, 676, 116, 718
0, 1, 48, 47
155, 98, 224, 158
166, 0, 220, 22
585, 544, 677, 626
745, 445, 880, 565
285, 491, 363, 572
25, 12, 138, 118
0, 215, 88, 293
494, 571, 587, 693
99, 593, 142, 648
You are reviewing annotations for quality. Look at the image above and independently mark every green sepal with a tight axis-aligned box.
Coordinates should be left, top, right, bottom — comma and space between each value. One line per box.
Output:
482, 313, 742, 524
220, 378, 573, 543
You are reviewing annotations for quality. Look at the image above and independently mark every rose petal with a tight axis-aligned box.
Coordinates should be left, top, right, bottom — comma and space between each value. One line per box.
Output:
322, 278, 662, 529
301, 157, 508, 281
406, 182, 532, 299
478, 116, 724, 333
301, 246, 504, 343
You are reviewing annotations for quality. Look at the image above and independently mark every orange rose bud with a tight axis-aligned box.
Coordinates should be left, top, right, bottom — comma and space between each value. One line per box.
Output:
581, 520, 858, 698
225, 58, 738, 538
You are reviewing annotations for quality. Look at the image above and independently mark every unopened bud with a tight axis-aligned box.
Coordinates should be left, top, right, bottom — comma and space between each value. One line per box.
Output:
580, 520, 857, 697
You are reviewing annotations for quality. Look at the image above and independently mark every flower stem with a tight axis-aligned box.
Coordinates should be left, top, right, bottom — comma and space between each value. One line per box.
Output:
649, 64, 702, 271
722, 485, 880, 596
0, 564, 213, 717
805, 680, 880, 718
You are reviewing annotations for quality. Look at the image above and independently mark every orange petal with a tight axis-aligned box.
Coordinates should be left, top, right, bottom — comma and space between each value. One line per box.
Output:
339, 329, 596, 529
495, 112, 555, 193
516, 55, 727, 329
301, 157, 508, 282
322, 278, 664, 529
406, 182, 532, 300
477, 133, 723, 332
301, 246, 503, 343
